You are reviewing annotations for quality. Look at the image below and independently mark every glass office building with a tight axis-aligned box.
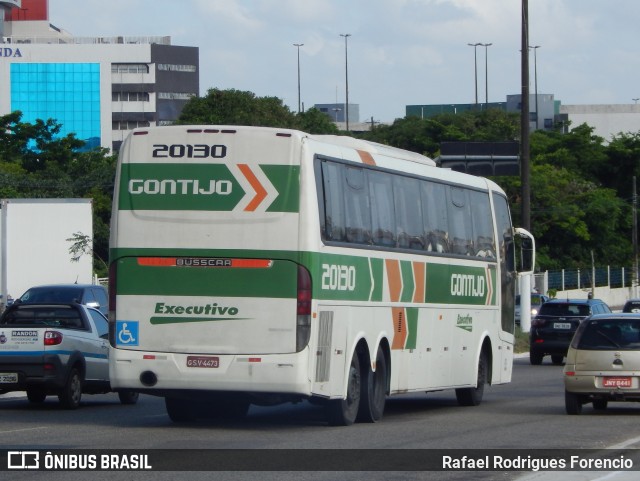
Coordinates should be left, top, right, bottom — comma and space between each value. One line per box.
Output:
1, 0, 199, 151
11, 63, 101, 149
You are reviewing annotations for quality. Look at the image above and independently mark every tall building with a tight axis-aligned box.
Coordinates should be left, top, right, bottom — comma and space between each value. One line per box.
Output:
0, 0, 199, 151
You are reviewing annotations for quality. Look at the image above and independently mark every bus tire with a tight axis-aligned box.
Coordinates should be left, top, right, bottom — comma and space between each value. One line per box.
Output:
455, 351, 487, 407
165, 397, 196, 422
357, 346, 387, 423
326, 352, 361, 426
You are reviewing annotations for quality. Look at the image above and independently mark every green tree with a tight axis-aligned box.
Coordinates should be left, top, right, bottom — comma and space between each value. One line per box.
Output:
0, 112, 116, 277
294, 107, 339, 134
178, 88, 297, 127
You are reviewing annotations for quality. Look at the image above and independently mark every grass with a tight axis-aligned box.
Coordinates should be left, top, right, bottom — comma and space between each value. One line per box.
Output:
514, 327, 529, 354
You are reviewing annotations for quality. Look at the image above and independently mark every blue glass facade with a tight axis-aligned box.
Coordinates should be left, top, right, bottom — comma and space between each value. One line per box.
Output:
10, 63, 101, 149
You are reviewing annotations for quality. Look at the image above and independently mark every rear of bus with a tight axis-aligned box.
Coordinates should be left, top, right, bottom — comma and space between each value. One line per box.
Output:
108, 126, 311, 409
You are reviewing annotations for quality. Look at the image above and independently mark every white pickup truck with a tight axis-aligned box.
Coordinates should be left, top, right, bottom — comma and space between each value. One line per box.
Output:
0, 302, 138, 409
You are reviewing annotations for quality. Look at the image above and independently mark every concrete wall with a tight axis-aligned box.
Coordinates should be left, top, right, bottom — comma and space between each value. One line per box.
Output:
553, 286, 637, 311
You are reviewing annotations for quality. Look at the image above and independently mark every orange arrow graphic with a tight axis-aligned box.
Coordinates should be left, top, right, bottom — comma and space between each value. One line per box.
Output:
238, 164, 268, 211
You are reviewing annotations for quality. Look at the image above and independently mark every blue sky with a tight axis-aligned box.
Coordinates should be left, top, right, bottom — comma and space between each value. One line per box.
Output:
50, 0, 640, 122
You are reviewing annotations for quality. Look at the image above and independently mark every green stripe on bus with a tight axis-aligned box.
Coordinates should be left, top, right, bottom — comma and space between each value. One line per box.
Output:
369, 258, 384, 302
117, 163, 300, 213
111, 248, 497, 305
400, 260, 414, 303
150, 317, 250, 325
425, 264, 495, 305
115, 257, 297, 298
262, 165, 300, 213
405, 307, 419, 349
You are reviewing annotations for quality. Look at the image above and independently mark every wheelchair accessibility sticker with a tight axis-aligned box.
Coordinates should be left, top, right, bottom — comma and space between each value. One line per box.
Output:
116, 321, 139, 346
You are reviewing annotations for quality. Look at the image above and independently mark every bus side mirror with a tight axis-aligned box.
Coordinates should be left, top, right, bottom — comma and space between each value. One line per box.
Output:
515, 228, 535, 276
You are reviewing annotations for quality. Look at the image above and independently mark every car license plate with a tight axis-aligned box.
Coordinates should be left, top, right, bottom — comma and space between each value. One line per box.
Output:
0, 373, 18, 383
603, 377, 632, 388
554, 322, 571, 329
186, 356, 219, 368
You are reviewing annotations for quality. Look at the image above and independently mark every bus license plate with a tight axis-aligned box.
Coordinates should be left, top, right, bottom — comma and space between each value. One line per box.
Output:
603, 377, 632, 388
186, 356, 219, 368
554, 322, 571, 329
0, 373, 18, 383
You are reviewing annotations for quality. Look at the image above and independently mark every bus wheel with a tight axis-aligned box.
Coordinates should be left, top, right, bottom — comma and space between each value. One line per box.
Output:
357, 346, 387, 423
326, 352, 361, 426
455, 351, 487, 407
165, 397, 196, 422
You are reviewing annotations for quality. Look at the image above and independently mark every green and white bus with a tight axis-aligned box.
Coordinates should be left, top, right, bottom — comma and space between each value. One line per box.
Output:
108, 125, 535, 425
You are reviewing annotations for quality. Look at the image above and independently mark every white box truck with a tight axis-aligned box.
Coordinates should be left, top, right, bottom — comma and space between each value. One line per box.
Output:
0, 199, 93, 308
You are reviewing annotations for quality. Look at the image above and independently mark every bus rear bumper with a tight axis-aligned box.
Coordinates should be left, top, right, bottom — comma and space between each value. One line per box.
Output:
109, 349, 312, 396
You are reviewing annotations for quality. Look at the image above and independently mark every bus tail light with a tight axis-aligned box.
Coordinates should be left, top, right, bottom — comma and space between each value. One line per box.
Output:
296, 265, 312, 352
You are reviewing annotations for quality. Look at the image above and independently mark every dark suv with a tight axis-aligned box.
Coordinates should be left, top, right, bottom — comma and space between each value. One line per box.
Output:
529, 298, 611, 365
18, 284, 109, 317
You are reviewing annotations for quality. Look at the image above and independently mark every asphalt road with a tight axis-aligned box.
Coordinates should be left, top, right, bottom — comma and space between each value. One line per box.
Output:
2, 355, 640, 481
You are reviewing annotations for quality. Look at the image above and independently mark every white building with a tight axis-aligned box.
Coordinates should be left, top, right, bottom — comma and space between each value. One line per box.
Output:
0, 0, 198, 151
559, 104, 640, 142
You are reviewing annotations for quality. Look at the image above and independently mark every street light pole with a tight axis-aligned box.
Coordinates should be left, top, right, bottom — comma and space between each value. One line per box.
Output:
293, 43, 304, 113
468, 43, 481, 107
481, 43, 492, 106
340, 34, 351, 131
530, 45, 540, 129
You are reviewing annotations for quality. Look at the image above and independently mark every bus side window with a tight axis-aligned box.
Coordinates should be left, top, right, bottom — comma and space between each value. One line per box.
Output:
369, 171, 396, 247
394, 175, 425, 250
448, 186, 474, 256
344, 166, 371, 244
422, 180, 450, 253
469, 190, 496, 259
320, 161, 346, 242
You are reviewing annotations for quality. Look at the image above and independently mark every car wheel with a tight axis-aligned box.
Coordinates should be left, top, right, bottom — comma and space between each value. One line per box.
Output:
117, 390, 139, 405
593, 399, 608, 411
565, 391, 583, 415
26, 387, 47, 403
529, 351, 543, 365
551, 355, 564, 365
58, 367, 83, 409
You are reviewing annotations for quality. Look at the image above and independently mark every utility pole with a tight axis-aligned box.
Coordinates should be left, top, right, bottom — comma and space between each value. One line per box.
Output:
521, 0, 531, 232
634, 176, 638, 295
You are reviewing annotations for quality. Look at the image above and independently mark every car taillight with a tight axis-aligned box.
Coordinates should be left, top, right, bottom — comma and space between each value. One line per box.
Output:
531, 318, 545, 328
296, 265, 312, 352
44, 331, 63, 346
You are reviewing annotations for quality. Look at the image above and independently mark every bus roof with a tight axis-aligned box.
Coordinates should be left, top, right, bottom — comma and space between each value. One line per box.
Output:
309, 134, 436, 167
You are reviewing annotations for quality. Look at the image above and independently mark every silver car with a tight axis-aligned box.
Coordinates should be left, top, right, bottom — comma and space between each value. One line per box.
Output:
515, 293, 549, 325
564, 313, 640, 414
